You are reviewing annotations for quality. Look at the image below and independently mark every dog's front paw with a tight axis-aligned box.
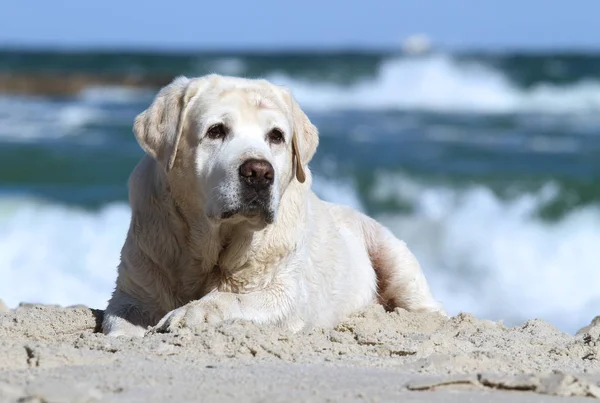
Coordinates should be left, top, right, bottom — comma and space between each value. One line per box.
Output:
103, 314, 147, 338
150, 297, 233, 334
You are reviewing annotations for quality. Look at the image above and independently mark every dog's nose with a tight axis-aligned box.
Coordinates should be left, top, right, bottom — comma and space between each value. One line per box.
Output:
239, 159, 274, 190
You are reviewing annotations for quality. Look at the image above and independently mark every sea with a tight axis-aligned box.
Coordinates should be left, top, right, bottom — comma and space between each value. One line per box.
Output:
0, 49, 598, 334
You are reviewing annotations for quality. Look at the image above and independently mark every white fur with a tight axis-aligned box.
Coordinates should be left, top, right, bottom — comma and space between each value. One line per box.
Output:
102, 74, 445, 337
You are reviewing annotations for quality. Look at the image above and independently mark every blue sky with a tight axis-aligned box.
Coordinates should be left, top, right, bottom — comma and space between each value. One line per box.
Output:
1, 0, 599, 50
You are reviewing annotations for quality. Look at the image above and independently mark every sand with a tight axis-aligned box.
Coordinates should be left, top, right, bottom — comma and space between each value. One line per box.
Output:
0, 302, 599, 402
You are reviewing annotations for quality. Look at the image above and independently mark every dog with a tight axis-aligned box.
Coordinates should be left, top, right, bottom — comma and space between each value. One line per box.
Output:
102, 74, 445, 337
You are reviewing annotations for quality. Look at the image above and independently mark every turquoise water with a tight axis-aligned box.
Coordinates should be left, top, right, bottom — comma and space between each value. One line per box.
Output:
0, 50, 599, 333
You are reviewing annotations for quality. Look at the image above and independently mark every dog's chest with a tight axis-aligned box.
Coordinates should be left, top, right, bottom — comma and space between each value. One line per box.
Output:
214, 237, 286, 293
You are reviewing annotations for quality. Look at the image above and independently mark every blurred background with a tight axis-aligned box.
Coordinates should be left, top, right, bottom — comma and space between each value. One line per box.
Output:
0, 0, 599, 334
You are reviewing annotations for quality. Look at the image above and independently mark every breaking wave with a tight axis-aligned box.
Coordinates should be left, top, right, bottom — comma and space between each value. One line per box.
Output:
1, 173, 598, 334
267, 55, 600, 114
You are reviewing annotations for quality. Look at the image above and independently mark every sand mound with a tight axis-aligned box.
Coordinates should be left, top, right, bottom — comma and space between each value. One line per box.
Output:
1, 304, 599, 402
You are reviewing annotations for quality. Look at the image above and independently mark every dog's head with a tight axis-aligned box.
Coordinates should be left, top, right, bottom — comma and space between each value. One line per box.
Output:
133, 74, 318, 228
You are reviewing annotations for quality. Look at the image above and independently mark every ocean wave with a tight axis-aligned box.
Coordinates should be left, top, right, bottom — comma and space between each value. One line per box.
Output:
0, 96, 107, 141
4, 54, 600, 144
267, 55, 600, 114
77, 86, 154, 105
369, 172, 600, 334
0, 91, 147, 142
205, 57, 247, 76
0, 197, 128, 309
1, 175, 598, 334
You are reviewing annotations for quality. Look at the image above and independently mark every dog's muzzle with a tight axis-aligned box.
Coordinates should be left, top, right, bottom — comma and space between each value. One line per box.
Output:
224, 158, 274, 222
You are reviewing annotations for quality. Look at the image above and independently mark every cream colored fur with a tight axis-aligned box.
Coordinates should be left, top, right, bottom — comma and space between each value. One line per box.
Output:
102, 74, 445, 337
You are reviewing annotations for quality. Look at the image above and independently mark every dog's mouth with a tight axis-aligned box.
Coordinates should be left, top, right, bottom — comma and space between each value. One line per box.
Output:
220, 202, 274, 224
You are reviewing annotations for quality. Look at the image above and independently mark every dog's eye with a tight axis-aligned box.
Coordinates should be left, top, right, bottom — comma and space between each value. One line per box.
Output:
207, 124, 227, 140
267, 128, 284, 145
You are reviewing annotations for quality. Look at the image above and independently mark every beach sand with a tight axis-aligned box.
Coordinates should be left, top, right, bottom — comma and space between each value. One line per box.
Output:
0, 301, 598, 402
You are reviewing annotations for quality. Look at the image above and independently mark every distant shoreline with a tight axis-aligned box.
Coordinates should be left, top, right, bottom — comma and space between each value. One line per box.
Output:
0, 73, 171, 96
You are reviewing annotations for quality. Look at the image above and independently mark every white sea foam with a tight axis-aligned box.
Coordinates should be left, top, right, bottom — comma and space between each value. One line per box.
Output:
267, 54, 600, 114
0, 96, 106, 141
0, 197, 128, 309
369, 172, 600, 334
207, 57, 247, 76
1, 175, 598, 334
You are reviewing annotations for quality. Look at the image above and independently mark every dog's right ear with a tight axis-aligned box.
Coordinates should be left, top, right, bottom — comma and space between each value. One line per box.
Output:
133, 76, 199, 171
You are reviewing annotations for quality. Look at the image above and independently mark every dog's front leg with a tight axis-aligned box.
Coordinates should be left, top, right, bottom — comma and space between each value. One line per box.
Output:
149, 286, 297, 334
103, 289, 155, 337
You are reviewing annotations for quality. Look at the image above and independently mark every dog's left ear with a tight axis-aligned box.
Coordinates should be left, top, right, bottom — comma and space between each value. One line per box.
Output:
133, 76, 201, 171
282, 89, 319, 183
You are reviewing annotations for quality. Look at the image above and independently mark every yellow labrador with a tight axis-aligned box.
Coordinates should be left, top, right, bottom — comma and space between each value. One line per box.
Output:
102, 74, 445, 337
